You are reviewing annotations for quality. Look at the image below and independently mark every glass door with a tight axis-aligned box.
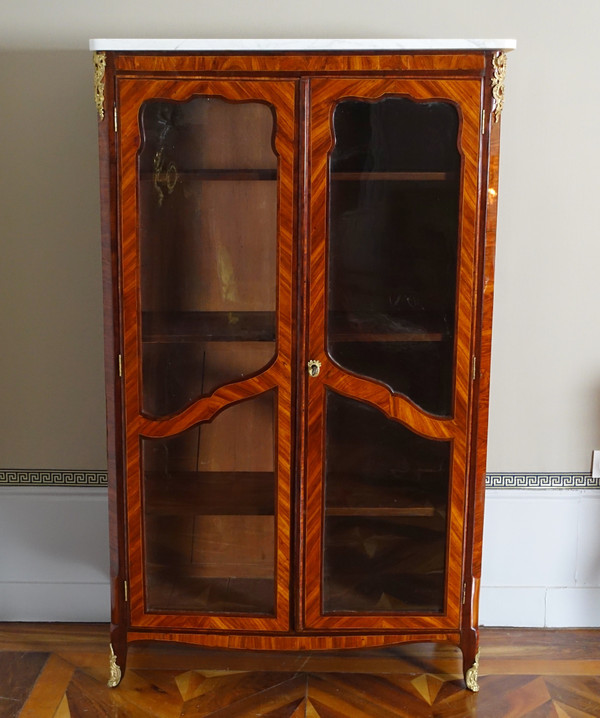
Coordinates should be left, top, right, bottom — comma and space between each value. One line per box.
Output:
117, 78, 297, 632
304, 78, 484, 630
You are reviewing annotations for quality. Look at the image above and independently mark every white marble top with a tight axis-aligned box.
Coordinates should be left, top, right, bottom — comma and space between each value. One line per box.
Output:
89, 38, 516, 52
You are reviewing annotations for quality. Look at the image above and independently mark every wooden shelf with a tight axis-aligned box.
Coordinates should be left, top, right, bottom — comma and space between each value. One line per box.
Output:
144, 168, 277, 182
142, 311, 448, 345
142, 311, 276, 344
331, 331, 445, 343
328, 312, 448, 343
325, 474, 440, 518
331, 171, 456, 182
326, 506, 435, 517
144, 471, 275, 516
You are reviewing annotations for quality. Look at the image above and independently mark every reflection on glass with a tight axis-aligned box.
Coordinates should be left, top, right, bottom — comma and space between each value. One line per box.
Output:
138, 97, 278, 417
323, 391, 450, 614
327, 98, 461, 416
142, 390, 277, 615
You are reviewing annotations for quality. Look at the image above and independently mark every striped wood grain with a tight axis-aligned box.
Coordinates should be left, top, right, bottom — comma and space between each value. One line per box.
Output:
117, 77, 297, 633
96, 51, 130, 670
113, 52, 487, 76
98, 50, 505, 683
460, 56, 505, 671
303, 77, 484, 633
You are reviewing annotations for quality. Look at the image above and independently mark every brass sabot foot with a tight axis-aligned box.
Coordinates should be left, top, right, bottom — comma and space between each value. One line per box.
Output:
107, 643, 122, 688
465, 650, 480, 692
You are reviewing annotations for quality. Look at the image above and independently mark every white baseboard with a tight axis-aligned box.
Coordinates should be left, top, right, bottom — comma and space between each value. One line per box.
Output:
480, 586, 546, 627
0, 582, 110, 621
545, 588, 600, 627
3, 581, 599, 627
1, 486, 599, 626
0, 486, 110, 621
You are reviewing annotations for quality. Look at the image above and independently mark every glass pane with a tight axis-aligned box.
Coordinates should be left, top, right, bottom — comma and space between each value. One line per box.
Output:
323, 391, 450, 614
142, 390, 276, 615
138, 97, 278, 417
327, 98, 460, 416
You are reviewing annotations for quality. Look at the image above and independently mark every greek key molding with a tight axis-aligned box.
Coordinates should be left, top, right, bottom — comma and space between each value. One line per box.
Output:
486, 473, 600, 490
0, 469, 597, 489
0, 470, 108, 487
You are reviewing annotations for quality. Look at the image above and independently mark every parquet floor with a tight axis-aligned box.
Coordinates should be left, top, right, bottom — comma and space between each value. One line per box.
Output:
0, 625, 599, 717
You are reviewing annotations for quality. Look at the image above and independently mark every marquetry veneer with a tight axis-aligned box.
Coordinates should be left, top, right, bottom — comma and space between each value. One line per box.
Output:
92, 39, 513, 693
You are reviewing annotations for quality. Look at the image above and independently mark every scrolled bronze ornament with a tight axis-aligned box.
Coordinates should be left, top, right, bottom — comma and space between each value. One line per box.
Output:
465, 650, 480, 692
107, 643, 122, 687
491, 52, 507, 123
93, 51, 106, 121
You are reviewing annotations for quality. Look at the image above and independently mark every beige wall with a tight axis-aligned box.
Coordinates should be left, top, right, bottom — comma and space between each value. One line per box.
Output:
0, 50, 106, 469
1, 0, 599, 472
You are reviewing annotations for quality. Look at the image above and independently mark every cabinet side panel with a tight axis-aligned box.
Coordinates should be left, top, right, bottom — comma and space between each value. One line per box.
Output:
466, 53, 504, 635
473, 90, 502, 580
97, 54, 128, 649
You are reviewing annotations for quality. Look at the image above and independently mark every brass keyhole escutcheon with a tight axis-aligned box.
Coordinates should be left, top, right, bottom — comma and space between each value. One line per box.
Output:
307, 359, 321, 377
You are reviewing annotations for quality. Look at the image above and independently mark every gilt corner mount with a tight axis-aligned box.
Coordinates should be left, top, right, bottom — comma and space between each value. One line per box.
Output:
93, 51, 106, 121
491, 51, 507, 122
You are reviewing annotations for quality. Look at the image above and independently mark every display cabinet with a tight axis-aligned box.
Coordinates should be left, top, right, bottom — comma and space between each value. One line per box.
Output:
92, 39, 514, 691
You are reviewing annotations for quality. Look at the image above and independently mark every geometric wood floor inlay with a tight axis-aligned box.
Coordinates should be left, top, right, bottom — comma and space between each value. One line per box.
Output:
0, 652, 48, 718
1, 624, 600, 717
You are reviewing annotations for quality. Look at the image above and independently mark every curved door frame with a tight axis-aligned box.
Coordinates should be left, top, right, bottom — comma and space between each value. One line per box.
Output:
303, 77, 484, 631
118, 77, 297, 632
